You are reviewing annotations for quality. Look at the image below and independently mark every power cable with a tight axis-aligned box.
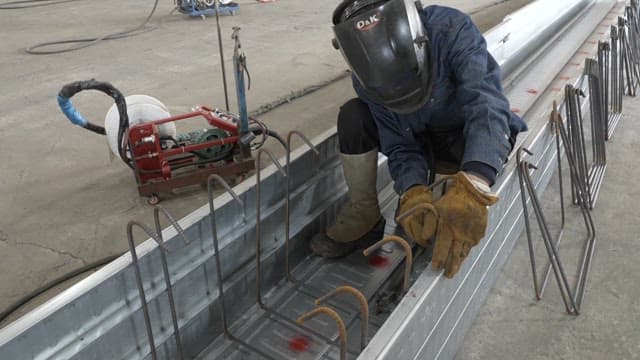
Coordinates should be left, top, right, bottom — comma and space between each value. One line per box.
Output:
0, 0, 79, 10
7, 0, 161, 54
0, 254, 122, 324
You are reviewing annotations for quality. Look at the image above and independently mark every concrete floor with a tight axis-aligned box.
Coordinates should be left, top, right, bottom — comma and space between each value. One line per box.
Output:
457, 96, 640, 358
0, 0, 528, 325
7, 1, 636, 360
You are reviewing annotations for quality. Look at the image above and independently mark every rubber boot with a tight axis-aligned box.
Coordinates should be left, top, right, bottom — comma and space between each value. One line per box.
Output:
310, 149, 386, 258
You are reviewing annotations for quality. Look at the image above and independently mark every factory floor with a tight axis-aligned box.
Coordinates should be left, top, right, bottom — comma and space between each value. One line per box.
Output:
1, 0, 637, 359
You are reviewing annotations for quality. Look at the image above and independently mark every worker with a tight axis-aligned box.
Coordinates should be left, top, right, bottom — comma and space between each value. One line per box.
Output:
310, 0, 527, 278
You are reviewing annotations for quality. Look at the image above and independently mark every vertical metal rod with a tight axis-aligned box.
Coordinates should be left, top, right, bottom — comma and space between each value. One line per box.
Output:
519, 159, 578, 315
214, 0, 230, 112
232, 27, 249, 135
152, 206, 191, 360
206, 174, 275, 359
551, 105, 598, 311
285, 130, 319, 283
127, 221, 168, 360
255, 149, 287, 307
516, 147, 542, 300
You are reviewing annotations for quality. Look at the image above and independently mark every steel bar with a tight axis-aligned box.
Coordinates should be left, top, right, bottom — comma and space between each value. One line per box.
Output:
517, 149, 578, 315
254, 149, 353, 355
126, 221, 169, 360
316, 286, 370, 351
152, 206, 192, 360
297, 307, 348, 360
550, 104, 598, 310
207, 174, 275, 360
516, 145, 566, 301
363, 236, 413, 293
213, 0, 230, 112
285, 130, 319, 284
608, 25, 624, 139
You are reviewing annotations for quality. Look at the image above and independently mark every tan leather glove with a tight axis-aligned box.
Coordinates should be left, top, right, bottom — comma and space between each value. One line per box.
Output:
432, 172, 498, 278
396, 185, 438, 248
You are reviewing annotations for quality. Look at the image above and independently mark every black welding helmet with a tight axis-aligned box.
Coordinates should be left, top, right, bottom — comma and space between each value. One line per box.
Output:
332, 0, 432, 114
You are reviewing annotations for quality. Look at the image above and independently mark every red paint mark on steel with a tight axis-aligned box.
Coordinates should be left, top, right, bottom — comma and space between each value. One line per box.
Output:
369, 254, 390, 268
512, 108, 521, 114
289, 336, 311, 353
527, 89, 539, 95
552, 87, 562, 92
587, 40, 597, 44
559, 76, 571, 81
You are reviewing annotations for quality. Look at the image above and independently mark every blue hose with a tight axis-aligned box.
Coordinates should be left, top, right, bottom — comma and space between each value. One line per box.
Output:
57, 95, 87, 127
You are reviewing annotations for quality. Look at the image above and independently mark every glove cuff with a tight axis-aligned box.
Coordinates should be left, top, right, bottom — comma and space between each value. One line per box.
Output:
456, 172, 498, 206
400, 184, 433, 206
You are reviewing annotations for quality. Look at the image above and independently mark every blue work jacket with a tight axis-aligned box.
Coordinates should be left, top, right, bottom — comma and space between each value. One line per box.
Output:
353, 5, 528, 194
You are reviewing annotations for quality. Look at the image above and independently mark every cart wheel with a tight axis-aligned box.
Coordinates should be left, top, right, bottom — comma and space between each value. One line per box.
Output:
147, 194, 160, 205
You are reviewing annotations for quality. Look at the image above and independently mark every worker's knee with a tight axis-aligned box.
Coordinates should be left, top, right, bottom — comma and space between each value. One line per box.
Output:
337, 98, 379, 154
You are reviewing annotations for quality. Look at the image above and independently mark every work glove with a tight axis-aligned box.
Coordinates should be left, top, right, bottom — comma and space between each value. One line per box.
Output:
396, 185, 437, 248
432, 172, 498, 278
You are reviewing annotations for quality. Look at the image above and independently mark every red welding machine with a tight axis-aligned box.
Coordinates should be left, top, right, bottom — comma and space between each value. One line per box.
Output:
57, 80, 275, 205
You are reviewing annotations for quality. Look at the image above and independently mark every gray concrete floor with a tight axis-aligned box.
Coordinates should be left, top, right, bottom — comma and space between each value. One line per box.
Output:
457, 95, 640, 357
0, 0, 529, 327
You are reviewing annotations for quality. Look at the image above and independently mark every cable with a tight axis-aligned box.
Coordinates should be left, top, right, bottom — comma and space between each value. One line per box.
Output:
24, 0, 159, 55
0, 0, 78, 9
0, 254, 122, 324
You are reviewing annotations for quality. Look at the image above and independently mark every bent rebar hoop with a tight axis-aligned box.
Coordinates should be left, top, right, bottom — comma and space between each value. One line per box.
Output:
363, 235, 414, 293
550, 105, 597, 311
297, 307, 348, 360
516, 149, 578, 315
254, 149, 356, 355
285, 130, 320, 284
206, 174, 274, 359
152, 206, 192, 360
516, 102, 598, 315
126, 221, 169, 360
316, 286, 370, 351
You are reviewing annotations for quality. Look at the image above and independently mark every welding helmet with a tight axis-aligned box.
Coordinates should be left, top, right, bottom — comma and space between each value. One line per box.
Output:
332, 0, 432, 114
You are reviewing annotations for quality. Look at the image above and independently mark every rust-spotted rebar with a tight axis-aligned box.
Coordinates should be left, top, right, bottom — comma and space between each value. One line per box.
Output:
363, 235, 413, 292
395, 203, 438, 241
297, 306, 347, 360
316, 286, 369, 350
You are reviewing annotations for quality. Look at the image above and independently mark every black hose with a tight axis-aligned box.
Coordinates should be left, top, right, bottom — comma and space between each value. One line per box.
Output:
58, 79, 133, 168
22, 0, 159, 54
0, 254, 122, 324
0, 0, 78, 9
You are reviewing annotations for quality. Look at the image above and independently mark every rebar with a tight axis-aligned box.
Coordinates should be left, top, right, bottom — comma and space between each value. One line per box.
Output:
253, 149, 354, 354
316, 286, 369, 351
152, 206, 192, 360
363, 236, 413, 292
297, 307, 348, 360
285, 130, 320, 283
207, 174, 274, 359
126, 221, 169, 360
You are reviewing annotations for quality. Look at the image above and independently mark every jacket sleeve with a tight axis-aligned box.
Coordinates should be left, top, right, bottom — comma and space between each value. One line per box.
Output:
354, 80, 430, 194
449, 14, 514, 180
